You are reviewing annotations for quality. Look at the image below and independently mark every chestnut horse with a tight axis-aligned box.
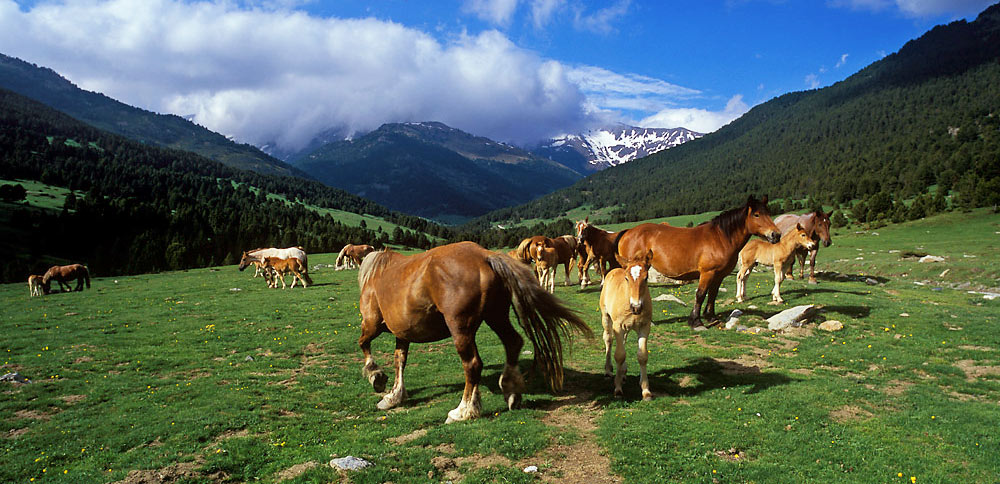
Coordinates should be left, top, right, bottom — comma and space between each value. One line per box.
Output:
336, 244, 375, 270
41, 264, 90, 294
600, 250, 654, 400
356, 242, 591, 423
534, 245, 559, 293
773, 211, 832, 283
575, 218, 623, 288
28, 275, 44, 297
262, 257, 313, 288
616, 196, 781, 329
736, 223, 817, 304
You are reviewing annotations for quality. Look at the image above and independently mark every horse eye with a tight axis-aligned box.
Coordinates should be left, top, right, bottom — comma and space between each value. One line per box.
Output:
753, 213, 759, 217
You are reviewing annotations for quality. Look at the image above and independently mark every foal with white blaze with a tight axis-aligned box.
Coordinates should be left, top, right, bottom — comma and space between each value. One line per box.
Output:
599, 250, 654, 401
736, 223, 817, 304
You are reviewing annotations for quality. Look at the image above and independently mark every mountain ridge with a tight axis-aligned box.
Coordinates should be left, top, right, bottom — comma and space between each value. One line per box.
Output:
531, 125, 702, 173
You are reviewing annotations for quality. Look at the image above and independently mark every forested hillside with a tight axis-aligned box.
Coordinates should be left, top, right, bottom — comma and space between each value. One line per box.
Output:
466, 4, 1000, 228
0, 88, 447, 282
0, 53, 305, 178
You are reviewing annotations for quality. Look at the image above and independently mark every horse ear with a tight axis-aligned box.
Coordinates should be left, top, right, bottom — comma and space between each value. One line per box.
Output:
644, 249, 654, 267
796, 223, 803, 230
747, 195, 755, 205
760, 195, 768, 204
615, 253, 627, 268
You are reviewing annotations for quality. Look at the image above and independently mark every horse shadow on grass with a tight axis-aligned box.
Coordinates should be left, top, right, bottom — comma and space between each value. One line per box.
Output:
487, 356, 794, 409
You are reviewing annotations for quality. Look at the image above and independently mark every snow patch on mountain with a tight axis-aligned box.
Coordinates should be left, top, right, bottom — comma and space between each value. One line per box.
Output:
533, 125, 702, 173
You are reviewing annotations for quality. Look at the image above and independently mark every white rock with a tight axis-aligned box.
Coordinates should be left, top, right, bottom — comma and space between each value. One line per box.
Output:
653, 293, 688, 305
523, 465, 538, 473
330, 456, 373, 471
919, 255, 945, 263
818, 320, 844, 331
767, 305, 816, 331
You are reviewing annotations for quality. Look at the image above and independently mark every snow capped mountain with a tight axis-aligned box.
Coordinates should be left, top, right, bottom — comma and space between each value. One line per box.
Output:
531, 125, 703, 174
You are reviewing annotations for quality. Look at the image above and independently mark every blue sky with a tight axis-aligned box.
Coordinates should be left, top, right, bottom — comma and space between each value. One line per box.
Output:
0, 0, 994, 152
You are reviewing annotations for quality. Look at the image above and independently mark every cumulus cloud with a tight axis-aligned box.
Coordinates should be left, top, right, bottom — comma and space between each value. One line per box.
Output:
639, 95, 750, 133
0, 0, 599, 150
462, 0, 520, 26
835, 53, 849, 68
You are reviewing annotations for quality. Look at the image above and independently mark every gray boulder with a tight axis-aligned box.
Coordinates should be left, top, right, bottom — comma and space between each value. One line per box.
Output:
766, 305, 817, 331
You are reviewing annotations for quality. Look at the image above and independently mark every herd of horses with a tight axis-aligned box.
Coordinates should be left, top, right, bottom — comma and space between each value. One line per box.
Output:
28, 198, 832, 424
343, 196, 833, 422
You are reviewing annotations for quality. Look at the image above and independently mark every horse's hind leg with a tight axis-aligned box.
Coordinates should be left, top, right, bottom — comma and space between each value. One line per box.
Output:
358, 311, 388, 393
447, 331, 483, 423
602, 312, 615, 377
378, 339, 410, 410
486, 313, 525, 410
612, 328, 627, 398
807, 248, 819, 284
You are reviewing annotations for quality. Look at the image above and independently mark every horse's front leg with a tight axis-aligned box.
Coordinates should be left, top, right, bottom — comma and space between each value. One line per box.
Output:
771, 265, 785, 304
377, 339, 409, 410
636, 324, 652, 401
612, 328, 627, 398
807, 248, 819, 284
689, 278, 709, 329
446, 332, 483, 424
702, 272, 725, 322
602, 312, 615, 377
358, 312, 388, 393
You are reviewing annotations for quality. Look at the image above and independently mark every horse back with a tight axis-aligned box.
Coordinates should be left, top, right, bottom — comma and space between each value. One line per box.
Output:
619, 223, 717, 280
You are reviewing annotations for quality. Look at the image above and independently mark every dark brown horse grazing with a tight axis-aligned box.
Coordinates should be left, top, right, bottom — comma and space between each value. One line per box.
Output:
356, 241, 591, 423
575, 218, 624, 288
42, 264, 90, 294
773, 211, 833, 284
616, 196, 781, 329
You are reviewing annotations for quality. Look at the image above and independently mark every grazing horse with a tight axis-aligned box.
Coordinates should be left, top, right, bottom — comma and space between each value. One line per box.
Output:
774, 211, 833, 284
575, 218, 624, 288
356, 242, 591, 423
600, 250, 654, 401
534, 245, 559, 293
336, 244, 375, 270
736, 224, 817, 304
616, 196, 781, 329
239, 247, 309, 280
262, 257, 312, 288
27, 275, 44, 297
41, 264, 90, 294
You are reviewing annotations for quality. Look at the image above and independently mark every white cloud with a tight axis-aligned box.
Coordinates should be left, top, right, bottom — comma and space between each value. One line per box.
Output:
805, 73, 821, 89
572, 0, 631, 34
0, 0, 597, 149
639, 95, 750, 133
828, 0, 994, 17
835, 53, 849, 68
530, 0, 565, 29
462, 0, 520, 26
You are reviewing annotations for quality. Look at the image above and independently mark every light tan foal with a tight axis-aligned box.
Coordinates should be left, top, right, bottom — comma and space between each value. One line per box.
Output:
599, 250, 654, 401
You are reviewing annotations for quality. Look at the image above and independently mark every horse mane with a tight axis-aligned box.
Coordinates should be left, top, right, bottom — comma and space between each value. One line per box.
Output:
708, 197, 768, 238
358, 250, 394, 290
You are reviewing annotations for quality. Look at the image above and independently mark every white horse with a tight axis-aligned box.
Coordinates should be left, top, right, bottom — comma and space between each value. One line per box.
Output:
239, 247, 309, 279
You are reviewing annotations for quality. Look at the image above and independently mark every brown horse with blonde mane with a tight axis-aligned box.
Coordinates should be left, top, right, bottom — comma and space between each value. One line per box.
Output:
616, 196, 781, 329
773, 210, 833, 284
336, 244, 375, 270
41, 264, 90, 294
517, 235, 579, 286
575, 218, 623, 288
356, 241, 591, 423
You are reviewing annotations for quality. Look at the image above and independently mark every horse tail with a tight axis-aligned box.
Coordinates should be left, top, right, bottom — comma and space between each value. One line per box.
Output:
486, 254, 592, 392
83, 266, 91, 289
610, 229, 630, 269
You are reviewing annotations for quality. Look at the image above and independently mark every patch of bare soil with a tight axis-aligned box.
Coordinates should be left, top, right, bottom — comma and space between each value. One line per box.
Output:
276, 461, 319, 481
526, 388, 621, 484
958, 345, 994, 352
954, 360, 1000, 381
73, 356, 93, 364
111, 460, 228, 484
4, 427, 29, 439
789, 368, 814, 375
389, 428, 427, 445
15, 408, 59, 421
714, 447, 749, 462
716, 359, 764, 376
60, 394, 87, 404
830, 405, 874, 423
883, 380, 915, 396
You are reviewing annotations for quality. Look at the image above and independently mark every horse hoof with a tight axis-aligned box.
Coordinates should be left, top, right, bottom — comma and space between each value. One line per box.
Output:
377, 394, 399, 411
808, 279, 818, 285
506, 393, 521, 410
642, 393, 654, 402
692, 325, 708, 332
614, 389, 624, 398
370, 372, 388, 393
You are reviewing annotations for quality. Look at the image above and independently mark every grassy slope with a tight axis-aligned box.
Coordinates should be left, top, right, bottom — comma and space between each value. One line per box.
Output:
1, 209, 998, 483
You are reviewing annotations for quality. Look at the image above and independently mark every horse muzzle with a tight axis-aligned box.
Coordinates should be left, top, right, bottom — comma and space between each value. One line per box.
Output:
767, 232, 781, 244
823, 239, 832, 247
629, 300, 644, 315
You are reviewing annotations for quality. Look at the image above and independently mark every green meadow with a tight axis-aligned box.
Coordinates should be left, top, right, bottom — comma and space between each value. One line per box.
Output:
1, 209, 998, 483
